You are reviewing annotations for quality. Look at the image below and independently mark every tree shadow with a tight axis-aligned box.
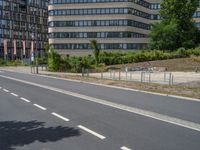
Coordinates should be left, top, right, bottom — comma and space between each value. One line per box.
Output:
0, 120, 81, 150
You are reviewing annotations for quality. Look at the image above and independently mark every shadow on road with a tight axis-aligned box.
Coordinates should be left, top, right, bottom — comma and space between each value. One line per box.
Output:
0, 120, 81, 150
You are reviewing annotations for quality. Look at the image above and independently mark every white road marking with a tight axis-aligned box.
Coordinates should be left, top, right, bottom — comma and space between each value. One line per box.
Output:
20, 97, 31, 103
33, 104, 47, 110
10, 93, 18, 97
78, 125, 106, 140
1, 70, 200, 102
3, 89, 9, 92
121, 146, 132, 150
51, 112, 70, 122
0, 87, 2, 89
1, 75, 200, 132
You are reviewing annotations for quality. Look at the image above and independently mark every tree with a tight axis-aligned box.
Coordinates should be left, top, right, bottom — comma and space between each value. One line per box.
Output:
149, 0, 199, 50
149, 20, 179, 50
90, 40, 100, 65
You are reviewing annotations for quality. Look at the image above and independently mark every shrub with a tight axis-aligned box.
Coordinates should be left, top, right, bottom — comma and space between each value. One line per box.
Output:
0, 59, 6, 66
175, 47, 190, 58
48, 50, 61, 71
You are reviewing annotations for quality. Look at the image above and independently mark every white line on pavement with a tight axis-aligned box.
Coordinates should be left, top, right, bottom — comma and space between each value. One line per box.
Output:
10, 93, 18, 97
20, 97, 31, 103
1, 75, 200, 132
3, 89, 9, 92
33, 104, 47, 110
121, 146, 132, 150
35, 73, 200, 102
77, 125, 106, 140
51, 112, 70, 122
1, 70, 200, 102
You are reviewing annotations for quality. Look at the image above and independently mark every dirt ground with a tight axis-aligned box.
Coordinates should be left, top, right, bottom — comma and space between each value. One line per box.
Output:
1, 57, 200, 99
109, 57, 200, 72
41, 74, 200, 99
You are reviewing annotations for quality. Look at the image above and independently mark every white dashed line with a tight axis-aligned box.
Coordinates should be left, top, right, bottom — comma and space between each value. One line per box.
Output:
77, 125, 106, 140
1, 75, 200, 132
0, 87, 2, 89
51, 112, 70, 122
33, 104, 47, 110
3, 89, 9, 92
10, 93, 18, 97
121, 146, 132, 150
20, 97, 31, 103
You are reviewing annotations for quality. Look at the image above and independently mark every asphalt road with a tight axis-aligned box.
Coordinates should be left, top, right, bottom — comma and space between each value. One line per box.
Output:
0, 70, 200, 150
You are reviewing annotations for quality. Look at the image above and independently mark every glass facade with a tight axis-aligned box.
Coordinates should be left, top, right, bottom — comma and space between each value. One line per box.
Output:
49, 0, 151, 8
53, 43, 145, 50
49, 0, 152, 52
49, 32, 147, 38
0, 0, 48, 59
49, 20, 150, 30
48, 0, 200, 53
49, 7, 155, 20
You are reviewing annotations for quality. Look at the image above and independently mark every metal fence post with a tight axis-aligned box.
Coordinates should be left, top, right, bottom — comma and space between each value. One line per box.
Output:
171, 74, 174, 85
130, 72, 132, 81
149, 73, 151, 83
169, 73, 171, 85
164, 72, 166, 82
114, 71, 116, 80
86, 69, 89, 77
119, 71, 121, 80
101, 71, 103, 79
141, 72, 143, 82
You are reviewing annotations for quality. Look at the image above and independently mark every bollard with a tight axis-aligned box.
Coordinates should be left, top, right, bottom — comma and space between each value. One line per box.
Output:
36, 65, 39, 74
31, 66, 33, 73
82, 68, 84, 77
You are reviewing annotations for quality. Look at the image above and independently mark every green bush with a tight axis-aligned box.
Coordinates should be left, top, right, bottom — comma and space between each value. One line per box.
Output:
48, 50, 61, 71
0, 59, 6, 66
46, 46, 200, 72
0, 59, 23, 66
36, 57, 47, 65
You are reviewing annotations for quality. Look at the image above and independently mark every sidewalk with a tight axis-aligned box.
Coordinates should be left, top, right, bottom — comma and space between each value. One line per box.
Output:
1, 66, 200, 86
0, 66, 200, 99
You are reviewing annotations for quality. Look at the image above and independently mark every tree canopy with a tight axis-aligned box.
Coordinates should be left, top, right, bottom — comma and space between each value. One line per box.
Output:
149, 0, 200, 50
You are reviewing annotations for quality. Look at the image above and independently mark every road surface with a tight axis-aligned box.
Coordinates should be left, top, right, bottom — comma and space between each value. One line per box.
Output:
0, 70, 200, 150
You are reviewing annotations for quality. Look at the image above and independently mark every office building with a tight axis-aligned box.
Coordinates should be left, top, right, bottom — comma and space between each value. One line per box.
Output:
0, 0, 48, 59
48, 0, 200, 55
